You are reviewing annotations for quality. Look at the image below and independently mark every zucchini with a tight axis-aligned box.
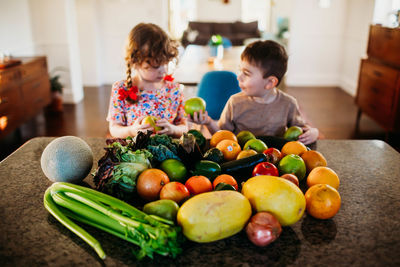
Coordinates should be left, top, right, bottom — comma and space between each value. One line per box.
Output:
220, 153, 267, 182
192, 160, 222, 181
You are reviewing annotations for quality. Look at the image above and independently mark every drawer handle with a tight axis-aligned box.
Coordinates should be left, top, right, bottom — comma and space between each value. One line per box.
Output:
373, 70, 382, 77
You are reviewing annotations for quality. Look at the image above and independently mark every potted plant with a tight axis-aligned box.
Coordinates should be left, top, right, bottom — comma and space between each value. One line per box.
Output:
208, 34, 224, 60
48, 68, 67, 112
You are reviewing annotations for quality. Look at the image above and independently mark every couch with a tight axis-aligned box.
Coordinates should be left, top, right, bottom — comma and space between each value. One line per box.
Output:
181, 21, 261, 47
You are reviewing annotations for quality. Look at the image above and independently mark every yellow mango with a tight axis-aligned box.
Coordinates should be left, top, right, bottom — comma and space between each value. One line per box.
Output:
177, 191, 251, 243
242, 175, 306, 226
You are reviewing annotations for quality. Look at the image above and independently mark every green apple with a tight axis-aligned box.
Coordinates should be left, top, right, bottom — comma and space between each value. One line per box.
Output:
243, 138, 268, 153
184, 97, 206, 117
142, 116, 162, 132
283, 126, 303, 141
236, 130, 256, 148
278, 154, 306, 181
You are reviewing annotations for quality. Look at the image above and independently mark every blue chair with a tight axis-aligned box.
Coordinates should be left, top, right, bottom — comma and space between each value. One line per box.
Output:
197, 71, 241, 120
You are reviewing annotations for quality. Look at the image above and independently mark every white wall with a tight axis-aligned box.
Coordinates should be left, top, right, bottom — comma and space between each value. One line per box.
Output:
286, 0, 375, 96
287, 0, 347, 87
339, 0, 375, 95
196, 0, 242, 22
76, 0, 168, 86
0, 0, 35, 55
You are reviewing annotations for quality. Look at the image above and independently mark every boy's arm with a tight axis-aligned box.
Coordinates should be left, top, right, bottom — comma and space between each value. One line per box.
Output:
299, 125, 319, 145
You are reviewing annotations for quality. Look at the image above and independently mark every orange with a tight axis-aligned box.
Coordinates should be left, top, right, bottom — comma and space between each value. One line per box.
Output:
236, 149, 257, 160
185, 175, 213, 195
305, 184, 341, 219
210, 130, 237, 147
307, 166, 340, 189
301, 150, 327, 173
216, 139, 242, 161
137, 169, 170, 201
281, 141, 308, 156
212, 174, 238, 190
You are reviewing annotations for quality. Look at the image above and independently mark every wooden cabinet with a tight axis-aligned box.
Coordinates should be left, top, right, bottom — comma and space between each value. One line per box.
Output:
0, 57, 51, 138
355, 25, 400, 132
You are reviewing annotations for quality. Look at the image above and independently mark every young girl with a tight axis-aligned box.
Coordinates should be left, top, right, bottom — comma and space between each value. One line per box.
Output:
107, 23, 187, 138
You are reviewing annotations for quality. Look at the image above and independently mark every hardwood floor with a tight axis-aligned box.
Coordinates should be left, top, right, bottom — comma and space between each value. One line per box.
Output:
1, 85, 398, 161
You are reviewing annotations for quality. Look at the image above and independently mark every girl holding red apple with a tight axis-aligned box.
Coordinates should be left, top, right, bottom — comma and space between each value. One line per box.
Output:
107, 23, 187, 138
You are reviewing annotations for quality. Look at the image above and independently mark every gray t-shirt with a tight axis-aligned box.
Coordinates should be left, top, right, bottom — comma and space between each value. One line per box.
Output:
218, 90, 306, 136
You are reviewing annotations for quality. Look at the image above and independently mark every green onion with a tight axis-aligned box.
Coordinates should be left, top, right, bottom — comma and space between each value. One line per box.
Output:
44, 182, 184, 260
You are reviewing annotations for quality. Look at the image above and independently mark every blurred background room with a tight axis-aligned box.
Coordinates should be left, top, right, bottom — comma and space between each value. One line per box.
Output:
1, 0, 400, 161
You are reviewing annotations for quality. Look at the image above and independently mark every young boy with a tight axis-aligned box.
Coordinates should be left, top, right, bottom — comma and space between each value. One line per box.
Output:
189, 40, 319, 145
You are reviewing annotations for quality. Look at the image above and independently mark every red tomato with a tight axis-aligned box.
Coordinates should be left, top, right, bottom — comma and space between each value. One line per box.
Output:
159, 182, 190, 204
252, 162, 279, 177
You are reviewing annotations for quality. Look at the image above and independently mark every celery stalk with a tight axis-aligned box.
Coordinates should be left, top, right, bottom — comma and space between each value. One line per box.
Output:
44, 182, 183, 260
43, 188, 106, 259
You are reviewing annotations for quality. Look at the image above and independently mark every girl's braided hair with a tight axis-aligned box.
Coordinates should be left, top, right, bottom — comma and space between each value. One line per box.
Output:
125, 23, 179, 89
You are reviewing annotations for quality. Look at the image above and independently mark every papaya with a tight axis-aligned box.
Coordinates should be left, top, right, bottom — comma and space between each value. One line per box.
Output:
242, 175, 306, 226
177, 191, 251, 242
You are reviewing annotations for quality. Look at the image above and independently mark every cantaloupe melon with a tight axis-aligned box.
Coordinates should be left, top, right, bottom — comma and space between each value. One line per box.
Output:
41, 136, 93, 183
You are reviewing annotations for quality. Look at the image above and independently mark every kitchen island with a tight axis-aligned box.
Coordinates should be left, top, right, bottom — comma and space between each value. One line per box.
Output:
1, 137, 399, 266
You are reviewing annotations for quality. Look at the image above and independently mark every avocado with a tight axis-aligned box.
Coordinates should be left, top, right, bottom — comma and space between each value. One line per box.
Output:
143, 199, 179, 221
41, 136, 93, 183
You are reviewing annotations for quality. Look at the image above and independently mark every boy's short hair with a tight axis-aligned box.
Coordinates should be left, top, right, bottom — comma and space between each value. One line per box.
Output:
241, 40, 288, 85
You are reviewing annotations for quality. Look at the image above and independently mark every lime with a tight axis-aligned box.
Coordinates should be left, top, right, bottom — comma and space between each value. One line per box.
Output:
236, 130, 256, 148
243, 139, 268, 153
160, 159, 187, 182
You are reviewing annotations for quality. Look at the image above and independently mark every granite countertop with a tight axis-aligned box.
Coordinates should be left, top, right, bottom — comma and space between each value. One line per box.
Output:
1, 137, 400, 266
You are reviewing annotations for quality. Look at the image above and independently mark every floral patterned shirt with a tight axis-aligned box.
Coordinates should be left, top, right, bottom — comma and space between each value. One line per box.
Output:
107, 80, 186, 126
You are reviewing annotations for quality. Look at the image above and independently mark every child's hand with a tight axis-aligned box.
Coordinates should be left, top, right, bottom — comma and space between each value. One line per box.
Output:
299, 126, 319, 145
187, 110, 211, 125
155, 118, 181, 136
128, 116, 153, 135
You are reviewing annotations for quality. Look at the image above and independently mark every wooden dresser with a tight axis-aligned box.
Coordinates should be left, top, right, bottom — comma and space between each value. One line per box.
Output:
355, 25, 400, 133
0, 57, 51, 138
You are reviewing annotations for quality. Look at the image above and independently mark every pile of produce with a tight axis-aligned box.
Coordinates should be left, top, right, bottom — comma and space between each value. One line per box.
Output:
43, 127, 342, 261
